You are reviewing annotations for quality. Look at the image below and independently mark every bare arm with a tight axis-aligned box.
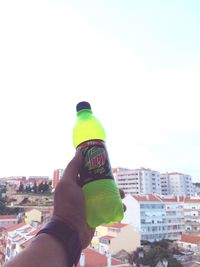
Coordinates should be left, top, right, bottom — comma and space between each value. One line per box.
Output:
3, 151, 124, 267
3, 152, 94, 267
3, 234, 67, 267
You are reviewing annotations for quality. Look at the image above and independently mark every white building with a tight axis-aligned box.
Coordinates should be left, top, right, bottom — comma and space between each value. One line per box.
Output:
160, 173, 193, 196
113, 168, 161, 195
122, 194, 185, 242
4, 223, 39, 262
193, 183, 200, 196
159, 196, 185, 240
184, 196, 200, 233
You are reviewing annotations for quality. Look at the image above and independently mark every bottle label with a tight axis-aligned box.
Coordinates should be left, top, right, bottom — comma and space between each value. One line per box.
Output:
77, 140, 114, 187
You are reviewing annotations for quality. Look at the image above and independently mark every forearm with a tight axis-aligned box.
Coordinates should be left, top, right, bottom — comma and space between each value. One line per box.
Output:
3, 234, 68, 267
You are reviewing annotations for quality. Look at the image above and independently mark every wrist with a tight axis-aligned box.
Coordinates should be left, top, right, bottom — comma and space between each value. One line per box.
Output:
36, 219, 82, 267
33, 233, 67, 262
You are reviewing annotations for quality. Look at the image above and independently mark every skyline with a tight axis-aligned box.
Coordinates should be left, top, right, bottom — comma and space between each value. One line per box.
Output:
0, 1, 200, 181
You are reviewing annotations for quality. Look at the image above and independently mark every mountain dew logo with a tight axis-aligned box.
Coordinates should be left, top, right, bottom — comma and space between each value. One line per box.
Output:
85, 146, 107, 170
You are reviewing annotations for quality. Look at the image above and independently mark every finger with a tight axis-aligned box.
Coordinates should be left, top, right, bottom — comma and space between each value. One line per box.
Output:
119, 188, 125, 199
62, 150, 83, 182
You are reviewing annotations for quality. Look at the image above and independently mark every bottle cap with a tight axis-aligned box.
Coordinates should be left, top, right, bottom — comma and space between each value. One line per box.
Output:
76, 101, 91, 112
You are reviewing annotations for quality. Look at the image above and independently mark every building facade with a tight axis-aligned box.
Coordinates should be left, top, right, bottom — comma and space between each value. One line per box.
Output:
52, 169, 64, 189
123, 194, 185, 242
27, 176, 49, 185
0, 215, 18, 230
3, 223, 39, 262
178, 233, 200, 253
159, 196, 185, 240
193, 183, 200, 196
91, 223, 140, 255
25, 209, 42, 224
184, 197, 200, 233
160, 173, 193, 196
114, 168, 161, 195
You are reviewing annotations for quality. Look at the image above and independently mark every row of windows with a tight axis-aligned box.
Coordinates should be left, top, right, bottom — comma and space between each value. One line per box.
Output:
140, 204, 164, 209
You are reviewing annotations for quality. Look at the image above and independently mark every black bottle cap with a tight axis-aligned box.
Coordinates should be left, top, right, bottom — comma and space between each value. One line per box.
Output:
76, 101, 91, 112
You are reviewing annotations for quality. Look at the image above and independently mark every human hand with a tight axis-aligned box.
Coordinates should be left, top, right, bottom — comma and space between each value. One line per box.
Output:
52, 151, 95, 248
52, 151, 126, 249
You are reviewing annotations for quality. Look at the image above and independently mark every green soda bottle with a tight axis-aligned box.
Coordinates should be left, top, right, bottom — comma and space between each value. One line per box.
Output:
73, 101, 124, 228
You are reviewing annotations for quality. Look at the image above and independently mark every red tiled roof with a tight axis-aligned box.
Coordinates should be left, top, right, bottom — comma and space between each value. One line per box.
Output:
0, 215, 17, 220
77, 248, 124, 267
132, 194, 161, 202
184, 197, 200, 203
100, 235, 115, 240
21, 226, 33, 233
181, 234, 200, 245
158, 196, 185, 202
102, 222, 128, 228
21, 237, 35, 248
27, 229, 39, 236
12, 234, 20, 239
108, 222, 128, 228
6, 223, 26, 233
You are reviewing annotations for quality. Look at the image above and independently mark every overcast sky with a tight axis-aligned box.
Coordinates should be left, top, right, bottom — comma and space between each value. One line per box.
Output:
0, 0, 200, 181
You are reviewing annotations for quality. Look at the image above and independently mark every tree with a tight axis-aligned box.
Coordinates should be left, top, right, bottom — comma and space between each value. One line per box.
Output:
38, 182, 45, 193
168, 258, 182, 267
18, 182, 24, 193
43, 181, 49, 193
33, 181, 38, 194
25, 184, 31, 193
133, 243, 183, 267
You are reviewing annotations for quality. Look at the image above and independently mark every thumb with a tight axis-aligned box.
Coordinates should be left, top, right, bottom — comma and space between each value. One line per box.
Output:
62, 150, 83, 182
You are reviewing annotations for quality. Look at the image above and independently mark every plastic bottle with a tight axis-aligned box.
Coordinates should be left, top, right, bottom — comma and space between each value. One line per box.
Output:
73, 101, 124, 228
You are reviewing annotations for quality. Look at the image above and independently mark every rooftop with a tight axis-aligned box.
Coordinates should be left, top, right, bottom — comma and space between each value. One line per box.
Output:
5, 223, 26, 233
7, 223, 39, 246
132, 194, 161, 202
100, 235, 115, 240
77, 248, 129, 267
184, 197, 200, 203
181, 234, 200, 245
158, 196, 185, 202
0, 215, 18, 220
108, 223, 128, 229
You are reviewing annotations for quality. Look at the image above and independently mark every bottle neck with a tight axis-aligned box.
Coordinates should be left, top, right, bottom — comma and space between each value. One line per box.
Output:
77, 109, 92, 118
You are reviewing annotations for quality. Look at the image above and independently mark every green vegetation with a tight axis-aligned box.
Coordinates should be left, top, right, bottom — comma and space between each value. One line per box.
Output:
17, 181, 52, 195
0, 195, 23, 215
131, 240, 182, 267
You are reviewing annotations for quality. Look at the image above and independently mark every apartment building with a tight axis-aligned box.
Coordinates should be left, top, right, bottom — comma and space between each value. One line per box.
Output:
184, 197, 200, 233
52, 169, 64, 189
193, 183, 200, 196
122, 194, 185, 242
0, 215, 18, 230
4, 223, 39, 262
178, 234, 200, 252
113, 168, 161, 195
91, 223, 140, 255
159, 196, 185, 240
25, 209, 42, 224
160, 172, 193, 196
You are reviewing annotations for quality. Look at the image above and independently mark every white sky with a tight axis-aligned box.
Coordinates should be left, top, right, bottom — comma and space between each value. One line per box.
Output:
0, 0, 200, 181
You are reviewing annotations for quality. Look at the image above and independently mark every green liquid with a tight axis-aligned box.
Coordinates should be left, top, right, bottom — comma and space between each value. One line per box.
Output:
73, 108, 124, 228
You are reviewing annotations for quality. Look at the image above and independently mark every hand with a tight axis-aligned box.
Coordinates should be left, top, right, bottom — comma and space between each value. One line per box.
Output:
52, 151, 95, 248
52, 151, 126, 249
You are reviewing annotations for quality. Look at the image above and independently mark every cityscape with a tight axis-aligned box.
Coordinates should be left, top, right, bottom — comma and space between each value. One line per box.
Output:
0, 166, 200, 266
1, 0, 200, 266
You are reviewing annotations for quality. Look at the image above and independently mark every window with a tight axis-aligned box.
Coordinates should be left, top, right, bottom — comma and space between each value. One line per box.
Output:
7, 247, 10, 257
